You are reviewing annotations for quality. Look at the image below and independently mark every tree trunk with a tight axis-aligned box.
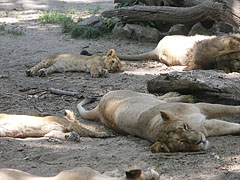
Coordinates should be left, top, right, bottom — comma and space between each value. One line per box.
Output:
147, 70, 240, 105
102, 0, 240, 30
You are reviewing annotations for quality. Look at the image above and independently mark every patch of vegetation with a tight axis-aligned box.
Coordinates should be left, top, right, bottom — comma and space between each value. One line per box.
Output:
7, 29, 24, 36
0, 25, 5, 31
38, 8, 115, 39
103, 19, 115, 30
39, 9, 67, 24
61, 16, 76, 33
0, 25, 24, 35
71, 25, 101, 39
66, 7, 79, 14
87, 6, 100, 15
114, 1, 138, 9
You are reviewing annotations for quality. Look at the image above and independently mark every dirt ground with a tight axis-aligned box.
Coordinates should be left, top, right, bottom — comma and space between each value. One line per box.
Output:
0, 0, 240, 179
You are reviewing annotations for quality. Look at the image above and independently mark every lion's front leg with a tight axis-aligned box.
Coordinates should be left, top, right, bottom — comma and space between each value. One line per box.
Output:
89, 65, 108, 78
196, 103, 240, 119
44, 130, 80, 141
204, 119, 240, 137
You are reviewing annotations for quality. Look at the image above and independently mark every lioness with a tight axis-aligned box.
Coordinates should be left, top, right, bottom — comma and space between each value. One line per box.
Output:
0, 166, 159, 180
26, 49, 124, 78
77, 90, 240, 152
118, 35, 240, 73
0, 110, 111, 140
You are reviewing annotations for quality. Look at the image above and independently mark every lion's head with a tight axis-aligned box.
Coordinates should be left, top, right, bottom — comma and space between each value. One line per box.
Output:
150, 111, 209, 153
104, 49, 125, 72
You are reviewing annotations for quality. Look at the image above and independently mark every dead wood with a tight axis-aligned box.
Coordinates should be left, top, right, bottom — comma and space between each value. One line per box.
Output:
147, 70, 240, 105
103, 0, 240, 30
49, 88, 82, 98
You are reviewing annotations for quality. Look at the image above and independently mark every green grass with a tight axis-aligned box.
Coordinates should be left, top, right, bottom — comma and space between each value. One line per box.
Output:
66, 7, 79, 14
71, 25, 101, 39
0, 25, 5, 31
39, 7, 116, 39
87, 6, 100, 15
7, 29, 24, 36
61, 16, 76, 33
39, 9, 68, 24
0, 25, 23, 35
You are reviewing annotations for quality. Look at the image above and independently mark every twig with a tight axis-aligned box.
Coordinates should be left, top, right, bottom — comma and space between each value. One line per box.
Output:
49, 88, 82, 98
0, 74, 8, 79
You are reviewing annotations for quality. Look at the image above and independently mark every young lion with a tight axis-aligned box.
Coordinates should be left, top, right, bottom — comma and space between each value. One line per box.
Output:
26, 49, 124, 78
0, 166, 159, 180
118, 34, 240, 73
0, 110, 111, 140
77, 90, 240, 152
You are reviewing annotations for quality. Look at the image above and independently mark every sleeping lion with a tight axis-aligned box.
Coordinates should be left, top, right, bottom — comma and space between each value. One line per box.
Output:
118, 34, 240, 73
0, 166, 159, 180
77, 90, 240, 152
26, 49, 124, 78
0, 110, 111, 140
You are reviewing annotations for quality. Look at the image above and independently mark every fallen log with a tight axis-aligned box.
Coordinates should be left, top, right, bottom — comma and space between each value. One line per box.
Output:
147, 70, 240, 105
103, 0, 240, 30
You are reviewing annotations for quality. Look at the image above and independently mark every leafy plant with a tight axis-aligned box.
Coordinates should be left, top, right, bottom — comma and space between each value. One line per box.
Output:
61, 16, 76, 33
66, 7, 79, 14
71, 25, 101, 39
0, 25, 5, 31
103, 19, 115, 30
39, 9, 67, 24
7, 29, 24, 36
87, 6, 100, 15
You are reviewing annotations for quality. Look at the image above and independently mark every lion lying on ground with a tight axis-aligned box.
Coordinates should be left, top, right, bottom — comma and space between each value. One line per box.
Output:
77, 90, 240, 152
118, 34, 240, 73
0, 110, 111, 140
26, 49, 124, 78
0, 166, 159, 180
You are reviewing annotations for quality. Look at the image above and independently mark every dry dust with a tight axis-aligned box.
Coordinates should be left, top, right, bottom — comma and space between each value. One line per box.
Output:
0, 1, 240, 179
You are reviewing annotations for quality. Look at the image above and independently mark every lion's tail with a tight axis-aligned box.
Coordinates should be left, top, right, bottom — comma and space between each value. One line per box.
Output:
117, 49, 159, 61
77, 97, 99, 121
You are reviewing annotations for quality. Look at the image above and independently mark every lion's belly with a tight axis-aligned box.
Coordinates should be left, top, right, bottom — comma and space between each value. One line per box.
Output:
99, 95, 161, 136
0, 115, 64, 137
158, 35, 212, 65
53, 59, 88, 72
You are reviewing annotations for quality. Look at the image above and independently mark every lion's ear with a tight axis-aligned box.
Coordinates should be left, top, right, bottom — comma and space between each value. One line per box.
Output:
159, 110, 172, 121
106, 49, 116, 57
64, 109, 75, 122
150, 141, 170, 153
124, 167, 142, 179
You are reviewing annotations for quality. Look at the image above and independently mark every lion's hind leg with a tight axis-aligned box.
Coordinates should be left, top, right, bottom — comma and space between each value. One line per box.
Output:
26, 56, 56, 77
65, 109, 114, 138
158, 92, 195, 103
204, 119, 240, 137
196, 103, 240, 119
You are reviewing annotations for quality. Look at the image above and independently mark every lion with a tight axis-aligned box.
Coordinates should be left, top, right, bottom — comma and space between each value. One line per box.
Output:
77, 90, 240, 152
0, 166, 159, 180
117, 34, 240, 73
26, 49, 124, 78
0, 110, 112, 140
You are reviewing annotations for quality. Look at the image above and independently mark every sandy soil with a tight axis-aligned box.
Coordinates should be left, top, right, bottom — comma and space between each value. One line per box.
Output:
0, 0, 240, 179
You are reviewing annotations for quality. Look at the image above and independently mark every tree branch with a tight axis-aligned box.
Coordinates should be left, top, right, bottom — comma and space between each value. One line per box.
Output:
102, 0, 240, 30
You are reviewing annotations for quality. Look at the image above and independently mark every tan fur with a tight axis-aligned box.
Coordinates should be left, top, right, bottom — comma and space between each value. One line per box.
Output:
26, 49, 124, 78
118, 34, 240, 73
0, 166, 159, 180
0, 110, 111, 140
77, 90, 240, 152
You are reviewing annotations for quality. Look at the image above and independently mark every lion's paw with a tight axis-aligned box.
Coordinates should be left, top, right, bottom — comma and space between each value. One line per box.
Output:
38, 69, 47, 77
25, 70, 34, 77
100, 69, 109, 78
65, 131, 80, 142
